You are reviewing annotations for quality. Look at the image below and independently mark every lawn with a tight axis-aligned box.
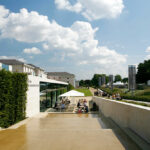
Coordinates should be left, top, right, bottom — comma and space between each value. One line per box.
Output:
75, 88, 93, 96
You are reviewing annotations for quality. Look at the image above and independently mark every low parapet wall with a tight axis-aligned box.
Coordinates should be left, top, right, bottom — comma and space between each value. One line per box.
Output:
93, 96, 150, 143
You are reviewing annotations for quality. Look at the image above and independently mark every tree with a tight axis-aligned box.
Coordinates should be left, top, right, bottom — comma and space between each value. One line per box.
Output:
114, 74, 122, 82
79, 80, 92, 87
91, 74, 108, 87
67, 84, 74, 91
136, 60, 150, 83
122, 77, 128, 83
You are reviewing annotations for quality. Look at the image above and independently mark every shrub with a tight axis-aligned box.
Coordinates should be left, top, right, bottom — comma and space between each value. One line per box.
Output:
67, 84, 74, 91
121, 94, 150, 102
0, 70, 28, 128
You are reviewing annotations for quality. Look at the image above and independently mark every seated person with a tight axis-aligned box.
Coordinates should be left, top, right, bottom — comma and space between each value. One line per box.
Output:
61, 102, 65, 109
85, 106, 89, 113
77, 100, 81, 108
54, 101, 58, 108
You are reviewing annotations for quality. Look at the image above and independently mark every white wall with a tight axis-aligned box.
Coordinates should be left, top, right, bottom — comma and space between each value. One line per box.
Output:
26, 75, 68, 117
93, 97, 150, 143
0, 63, 2, 70
26, 75, 40, 117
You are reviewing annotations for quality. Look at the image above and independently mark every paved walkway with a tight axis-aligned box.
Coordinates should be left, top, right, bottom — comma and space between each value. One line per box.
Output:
0, 113, 140, 150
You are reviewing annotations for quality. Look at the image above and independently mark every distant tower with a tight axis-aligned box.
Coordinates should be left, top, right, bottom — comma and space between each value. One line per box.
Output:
128, 65, 136, 91
102, 76, 106, 85
98, 77, 102, 87
109, 75, 113, 89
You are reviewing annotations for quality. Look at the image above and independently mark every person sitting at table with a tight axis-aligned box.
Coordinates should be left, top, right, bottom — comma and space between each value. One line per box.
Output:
77, 100, 81, 108
85, 105, 89, 113
54, 101, 58, 108
61, 102, 65, 109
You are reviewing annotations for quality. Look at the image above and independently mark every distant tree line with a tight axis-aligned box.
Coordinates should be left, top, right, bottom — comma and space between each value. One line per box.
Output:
79, 74, 128, 88
79, 59, 150, 87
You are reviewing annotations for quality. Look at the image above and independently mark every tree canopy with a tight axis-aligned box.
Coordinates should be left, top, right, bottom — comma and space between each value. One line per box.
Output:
114, 74, 122, 82
136, 60, 150, 83
122, 77, 128, 83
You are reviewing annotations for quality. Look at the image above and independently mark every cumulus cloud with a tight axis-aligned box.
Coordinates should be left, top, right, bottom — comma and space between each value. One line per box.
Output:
0, 5, 127, 78
54, 0, 124, 21
23, 47, 42, 54
145, 55, 150, 60
146, 46, 150, 53
55, 0, 82, 13
0, 56, 26, 62
145, 46, 150, 60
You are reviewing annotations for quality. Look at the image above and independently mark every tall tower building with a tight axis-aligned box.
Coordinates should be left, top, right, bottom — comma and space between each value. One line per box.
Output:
128, 65, 136, 91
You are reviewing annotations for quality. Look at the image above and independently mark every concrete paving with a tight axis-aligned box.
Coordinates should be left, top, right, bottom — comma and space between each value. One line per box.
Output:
0, 113, 141, 150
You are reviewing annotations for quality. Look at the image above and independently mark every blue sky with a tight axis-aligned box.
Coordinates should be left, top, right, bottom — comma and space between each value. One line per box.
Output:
0, 0, 150, 80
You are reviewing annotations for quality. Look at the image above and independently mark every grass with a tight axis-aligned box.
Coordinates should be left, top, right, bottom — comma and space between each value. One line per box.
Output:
75, 88, 93, 96
118, 100, 150, 107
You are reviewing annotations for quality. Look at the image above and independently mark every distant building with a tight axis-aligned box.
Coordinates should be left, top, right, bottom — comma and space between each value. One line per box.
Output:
28, 64, 47, 78
0, 62, 12, 71
75, 80, 80, 88
109, 75, 113, 86
98, 77, 102, 87
128, 65, 136, 91
147, 80, 150, 86
0, 59, 45, 77
47, 72, 75, 87
102, 76, 106, 85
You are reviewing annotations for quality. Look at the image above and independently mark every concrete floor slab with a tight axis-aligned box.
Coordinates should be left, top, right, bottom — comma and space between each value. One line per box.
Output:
0, 114, 141, 150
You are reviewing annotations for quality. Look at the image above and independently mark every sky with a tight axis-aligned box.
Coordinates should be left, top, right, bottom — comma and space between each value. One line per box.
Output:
0, 0, 150, 80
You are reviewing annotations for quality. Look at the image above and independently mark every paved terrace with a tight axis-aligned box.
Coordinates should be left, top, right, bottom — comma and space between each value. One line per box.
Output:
0, 113, 140, 150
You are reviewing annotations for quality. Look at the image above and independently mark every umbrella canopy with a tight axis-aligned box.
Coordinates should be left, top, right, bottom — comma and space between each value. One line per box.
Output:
59, 90, 85, 97
113, 81, 124, 86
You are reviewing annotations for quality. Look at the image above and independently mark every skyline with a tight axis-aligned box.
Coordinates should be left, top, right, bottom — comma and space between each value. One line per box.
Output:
0, 0, 150, 80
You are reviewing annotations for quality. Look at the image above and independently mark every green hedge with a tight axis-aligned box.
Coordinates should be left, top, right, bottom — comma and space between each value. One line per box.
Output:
0, 69, 28, 128
121, 94, 150, 102
100, 87, 150, 102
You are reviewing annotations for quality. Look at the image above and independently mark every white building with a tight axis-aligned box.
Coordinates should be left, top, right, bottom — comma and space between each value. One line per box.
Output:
0, 59, 69, 117
27, 75, 68, 117
28, 64, 47, 78
0, 59, 35, 75
0, 62, 12, 71
0, 59, 47, 78
47, 72, 75, 87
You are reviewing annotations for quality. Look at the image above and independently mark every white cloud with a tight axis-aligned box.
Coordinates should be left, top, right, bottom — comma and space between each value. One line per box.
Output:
145, 55, 150, 60
78, 60, 88, 65
145, 46, 150, 60
0, 8, 51, 42
55, 0, 82, 13
0, 5, 127, 78
54, 0, 124, 21
146, 46, 150, 53
23, 47, 42, 54
0, 56, 26, 62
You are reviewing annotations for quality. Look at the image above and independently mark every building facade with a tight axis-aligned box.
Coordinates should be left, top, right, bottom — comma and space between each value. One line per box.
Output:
47, 72, 75, 87
0, 59, 35, 75
0, 59, 68, 117
0, 59, 47, 78
0, 62, 12, 71
28, 64, 47, 78
128, 65, 136, 91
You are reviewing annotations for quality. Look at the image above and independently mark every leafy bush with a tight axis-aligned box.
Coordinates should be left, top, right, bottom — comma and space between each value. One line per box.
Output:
100, 87, 150, 102
0, 70, 28, 128
121, 94, 150, 102
67, 84, 74, 91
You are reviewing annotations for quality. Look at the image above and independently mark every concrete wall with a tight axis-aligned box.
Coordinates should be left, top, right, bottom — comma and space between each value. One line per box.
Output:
26, 75, 68, 117
93, 97, 150, 143
26, 75, 40, 117
48, 75, 75, 87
